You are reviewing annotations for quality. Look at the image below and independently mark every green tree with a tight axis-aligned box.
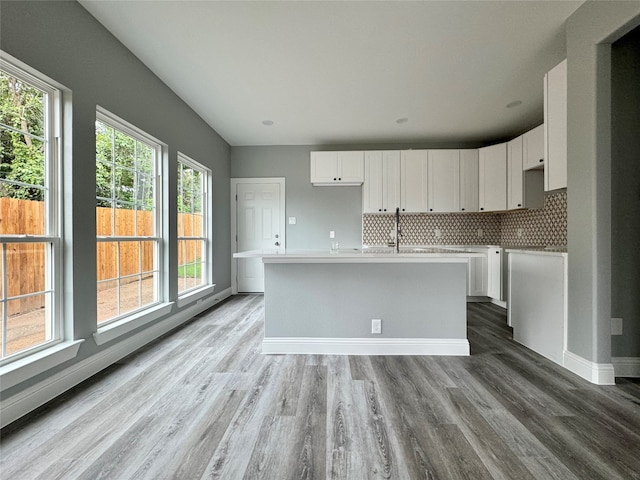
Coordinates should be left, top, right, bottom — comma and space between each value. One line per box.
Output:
0, 72, 46, 200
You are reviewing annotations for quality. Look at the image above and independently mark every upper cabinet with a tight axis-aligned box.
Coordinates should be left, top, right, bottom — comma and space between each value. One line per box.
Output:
459, 149, 479, 213
478, 143, 507, 212
363, 151, 401, 213
310, 151, 364, 186
523, 124, 544, 171
508, 134, 544, 210
400, 150, 428, 213
544, 59, 567, 191
427, 150, 460, 212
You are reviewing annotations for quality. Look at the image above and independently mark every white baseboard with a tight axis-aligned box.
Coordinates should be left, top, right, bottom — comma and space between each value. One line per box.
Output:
563, 350, 616, 385
262, 337, 470, 356
489, 299, 507, 309
612, 357, 640, 378
0, 287, 232, 429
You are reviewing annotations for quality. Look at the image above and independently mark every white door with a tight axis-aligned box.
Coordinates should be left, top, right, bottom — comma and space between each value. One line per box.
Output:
235, 181, 284, 293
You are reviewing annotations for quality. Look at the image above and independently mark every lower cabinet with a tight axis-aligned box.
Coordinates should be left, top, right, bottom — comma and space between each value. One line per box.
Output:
508, 251, 567, 366
487, 247, 503, 300
466, 248, 488, 296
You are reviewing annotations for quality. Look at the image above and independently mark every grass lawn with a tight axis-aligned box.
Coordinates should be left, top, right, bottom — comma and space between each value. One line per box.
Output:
178, 262, 202, 278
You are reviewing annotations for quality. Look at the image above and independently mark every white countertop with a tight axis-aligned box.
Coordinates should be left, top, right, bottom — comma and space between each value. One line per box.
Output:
505, 247, 567, 257
234, 248, 484, 264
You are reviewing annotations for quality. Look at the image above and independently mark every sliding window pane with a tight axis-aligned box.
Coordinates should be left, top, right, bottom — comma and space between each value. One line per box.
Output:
6, 293, 48, 356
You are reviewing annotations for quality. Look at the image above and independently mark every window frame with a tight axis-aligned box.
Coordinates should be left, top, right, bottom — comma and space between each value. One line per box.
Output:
0, 55, 63, 365
95, 107, 165, 327
176, 152, 213, 300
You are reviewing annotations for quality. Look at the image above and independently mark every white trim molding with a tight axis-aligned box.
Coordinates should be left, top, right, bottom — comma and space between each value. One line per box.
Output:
563, 350, 616, 385
262, 337, 470, 356
93, 302, 174, 346
0, 340, 84, 392
612, 357, 640, 378
0, 287, 232, 429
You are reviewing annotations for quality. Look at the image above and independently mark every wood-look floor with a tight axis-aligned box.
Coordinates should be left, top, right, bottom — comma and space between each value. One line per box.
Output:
2, 295, 640, 480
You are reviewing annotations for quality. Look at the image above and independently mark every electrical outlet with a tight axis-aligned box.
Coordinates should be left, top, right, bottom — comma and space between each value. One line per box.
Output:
611, 317, 623, 336
288, 216, 297, 225
477, 228, 483, 238
517, 228, 524, 237
434, 228, 442, 238
329, 230, 335, 239
371, 319, 382, 334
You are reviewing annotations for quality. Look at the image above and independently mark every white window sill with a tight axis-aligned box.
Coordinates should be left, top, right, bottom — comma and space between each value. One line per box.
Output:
93, 302, 174, 346
176, 284, 216, 309
0, 340, 84, 392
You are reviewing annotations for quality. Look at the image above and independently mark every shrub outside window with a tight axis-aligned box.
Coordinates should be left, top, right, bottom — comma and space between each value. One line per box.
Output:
177, 153, 210, 295
0, 58, 62, 363
96, 109, 162, 325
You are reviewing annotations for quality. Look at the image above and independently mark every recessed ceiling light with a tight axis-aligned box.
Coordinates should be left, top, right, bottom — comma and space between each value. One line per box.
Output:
262, 120, 274, 126
506, 100, 522, 109
396, 117, 409, 124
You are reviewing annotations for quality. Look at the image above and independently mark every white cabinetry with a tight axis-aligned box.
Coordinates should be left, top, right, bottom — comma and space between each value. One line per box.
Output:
523, 124, 545, 170
400, 150, 428, 213
310, 151, 364, 185
508, 252, 567, 366
544, 59, 567, 191
466, 248, 488, 296
459, 149, 479, 213
363, 151, 400, 213
479, 143, 507, 212
487, 247, 503, 300
427, 150, 460, 212
508, 135, 544, 210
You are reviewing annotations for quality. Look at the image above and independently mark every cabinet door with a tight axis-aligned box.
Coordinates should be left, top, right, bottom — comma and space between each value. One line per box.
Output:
523, 124, 544, 170
310, 151, 338, 183
459, 149, 479, 212
467, 250, 488, 296
508, 136, 524, 210
382, 151, 401, 212
400, 150, 428, 212
479, 143, 507, 212
428, 150, 460, 212
544, 59, 567, 191
487, 247, 503, 300
363, 151, 384, 213
338, 151, 364, 183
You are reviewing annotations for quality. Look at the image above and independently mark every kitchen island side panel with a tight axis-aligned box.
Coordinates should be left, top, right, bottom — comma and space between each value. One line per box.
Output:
264, 262, 467, 339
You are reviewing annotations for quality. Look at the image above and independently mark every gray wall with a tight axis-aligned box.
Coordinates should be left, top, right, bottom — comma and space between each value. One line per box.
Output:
264, 262, 467, 339
1, 1, 231, 398
611, 25, 640, 358
231, 142, 485, 250
566, 1, 640, 363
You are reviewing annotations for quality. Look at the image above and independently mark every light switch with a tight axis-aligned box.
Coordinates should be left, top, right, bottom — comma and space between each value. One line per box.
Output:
288, 216, 297, 225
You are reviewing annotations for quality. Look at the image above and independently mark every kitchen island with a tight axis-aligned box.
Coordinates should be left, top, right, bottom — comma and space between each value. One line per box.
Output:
234, 248, 483, 356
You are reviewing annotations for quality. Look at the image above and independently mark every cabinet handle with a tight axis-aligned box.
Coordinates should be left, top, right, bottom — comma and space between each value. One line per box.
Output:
333, 177, 337, 181
539, 158, 543, 163
461, 208, 465, 211
378, 208, 382, 212
429, 208, 433, 211
480, 207, 484, 211
517, 203, 522, 207
402, 208, 405, 211
338, 177, 342, 180
383, 209, 387, 211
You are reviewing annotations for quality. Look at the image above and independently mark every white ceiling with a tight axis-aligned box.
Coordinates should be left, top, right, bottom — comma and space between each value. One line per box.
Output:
79, 0, 583, 147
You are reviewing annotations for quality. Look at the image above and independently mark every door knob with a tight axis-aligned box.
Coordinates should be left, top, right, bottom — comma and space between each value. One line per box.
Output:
275, 241, 280, 246
275, 234, 279, 239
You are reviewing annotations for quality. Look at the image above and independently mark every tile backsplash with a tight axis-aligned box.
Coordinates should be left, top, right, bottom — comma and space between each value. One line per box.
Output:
363, 191, 567, 247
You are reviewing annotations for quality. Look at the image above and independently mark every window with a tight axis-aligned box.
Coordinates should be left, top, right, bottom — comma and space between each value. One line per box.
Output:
177, 153, 211, 295
96, 108, 163, 325
0, 58, 62, 363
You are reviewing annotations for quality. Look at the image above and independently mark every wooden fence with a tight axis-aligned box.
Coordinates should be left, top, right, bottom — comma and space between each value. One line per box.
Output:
1, 198, 202, 315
